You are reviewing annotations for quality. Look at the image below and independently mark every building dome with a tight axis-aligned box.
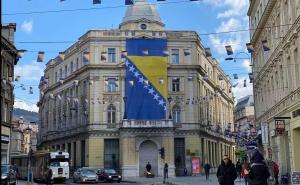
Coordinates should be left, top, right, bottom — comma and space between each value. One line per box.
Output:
120, 0, 165, 29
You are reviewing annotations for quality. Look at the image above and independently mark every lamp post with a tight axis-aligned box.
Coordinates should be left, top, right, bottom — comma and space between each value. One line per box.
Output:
123, 97, 127, 119
167, 97, 172, 119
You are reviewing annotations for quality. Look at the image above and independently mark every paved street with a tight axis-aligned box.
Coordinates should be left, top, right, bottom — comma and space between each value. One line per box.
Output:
17, 175, 246, 185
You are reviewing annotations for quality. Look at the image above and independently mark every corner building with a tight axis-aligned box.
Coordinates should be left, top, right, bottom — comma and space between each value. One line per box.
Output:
38, 0, 235, 177
248, 0, 300, 176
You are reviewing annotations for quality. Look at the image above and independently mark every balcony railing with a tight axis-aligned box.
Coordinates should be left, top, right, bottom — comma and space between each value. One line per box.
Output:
121, 119, 173, 128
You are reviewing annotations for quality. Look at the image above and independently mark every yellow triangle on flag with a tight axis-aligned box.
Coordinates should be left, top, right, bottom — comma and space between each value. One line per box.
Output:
127, 56, 167, 99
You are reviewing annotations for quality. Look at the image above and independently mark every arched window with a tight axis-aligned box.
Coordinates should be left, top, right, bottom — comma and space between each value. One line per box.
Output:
172, 105, 181, 123
107, 104, 116, 124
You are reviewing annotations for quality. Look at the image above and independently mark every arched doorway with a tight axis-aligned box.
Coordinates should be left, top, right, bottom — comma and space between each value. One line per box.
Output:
139, 140, 158, 176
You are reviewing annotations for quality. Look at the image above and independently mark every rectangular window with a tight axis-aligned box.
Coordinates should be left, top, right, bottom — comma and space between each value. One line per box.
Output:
107, 48, 116, 63
172, 77, 180, 92
55, 72, 58, 83
81, 140, 85, 167
104, 139, 119, 169
64, 65, 67, 78
106, 78, 117, 92
59, 69, 62, 79
76, 58, 79, 70
70, 62, 73, 73
171, 49, 179, 64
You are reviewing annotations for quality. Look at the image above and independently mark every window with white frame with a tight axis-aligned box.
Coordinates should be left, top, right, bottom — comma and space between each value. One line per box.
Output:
108, 48, 116, 63
106, 78, 118, 92
172, 77, 180, 92
171, 49, 179, 64
107, 104, 116, 124
172, 105, 181, 123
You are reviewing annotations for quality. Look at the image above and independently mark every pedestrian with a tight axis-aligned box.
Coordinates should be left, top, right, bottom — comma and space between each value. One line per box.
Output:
164, 163, 169, 179
272, 161, 279, 185
236, 160, 242, 181
47, 168, 53, 185
184, 167, 188, 176
146, 162, 152, 173
217, 155, 237, 185
204, 162, 211, 180
248, 149, 270, 185
241, 163, 250, 185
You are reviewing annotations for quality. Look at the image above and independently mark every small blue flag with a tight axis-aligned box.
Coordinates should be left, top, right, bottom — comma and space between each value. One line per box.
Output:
246, 43, 254, 53
233, 74, 238, 79
37, 51, 44, 62
205, 48, 212, 57
125, 0, 134, 5
225, 45, 233, 55
93, 0, 101, 4
262, 40, 270, 51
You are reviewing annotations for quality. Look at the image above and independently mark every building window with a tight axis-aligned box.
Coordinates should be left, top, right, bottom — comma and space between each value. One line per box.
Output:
172, 77, 180, 92
107, 48, 116, 63
64, 65, 67, 77
70, 61, 73, 73
171, 49, 179, 64
172, 105, 181, 123
59, 68, 63, 79
76, 58, 79, 70
55, 72, 58, 83
107, 104, 116, 124
106, 78, 117, 92
104, 139, 119, 170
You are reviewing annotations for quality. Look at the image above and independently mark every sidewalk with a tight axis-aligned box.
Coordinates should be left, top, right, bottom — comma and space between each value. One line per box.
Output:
17, 180, 39, 185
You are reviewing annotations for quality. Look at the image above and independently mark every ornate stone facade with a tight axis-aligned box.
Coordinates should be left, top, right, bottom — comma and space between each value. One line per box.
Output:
248, 0, 300, 175
38, 0, 235, 177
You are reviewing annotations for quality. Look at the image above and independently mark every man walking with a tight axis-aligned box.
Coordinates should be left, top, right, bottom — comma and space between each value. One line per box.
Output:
217, 155, 237, 185
146, 162, 152, 173
47, 168, 53, 185
164, 163, 169, 179
248, 149, 270, 185
236, 160, 242, 181
204, 162, 211, 180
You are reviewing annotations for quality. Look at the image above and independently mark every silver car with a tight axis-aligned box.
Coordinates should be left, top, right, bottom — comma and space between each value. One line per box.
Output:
73, 168, 97, 183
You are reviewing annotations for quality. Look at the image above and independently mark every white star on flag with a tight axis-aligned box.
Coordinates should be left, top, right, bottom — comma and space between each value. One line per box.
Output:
134, 71, 140, 77
164, 106, 167, 111
153, 94, 159, 100
158, 99, 165, 106
138, 77, 144, 83
148, 88, 154, 94
125, 61, 130, 66
129, 66, 135, 72
144, 84, 150, 89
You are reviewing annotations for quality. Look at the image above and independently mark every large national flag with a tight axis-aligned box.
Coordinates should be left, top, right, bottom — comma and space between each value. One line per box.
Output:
125, 38, 167, 119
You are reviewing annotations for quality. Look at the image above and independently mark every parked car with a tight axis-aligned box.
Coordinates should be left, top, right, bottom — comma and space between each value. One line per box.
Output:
1, 165, 17, 185
73, 168, 98, 183
96, 169, 121, 183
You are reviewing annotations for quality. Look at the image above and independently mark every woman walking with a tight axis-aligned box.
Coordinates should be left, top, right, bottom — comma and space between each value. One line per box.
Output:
241, 163, 250, 185
217, 155, 237, 185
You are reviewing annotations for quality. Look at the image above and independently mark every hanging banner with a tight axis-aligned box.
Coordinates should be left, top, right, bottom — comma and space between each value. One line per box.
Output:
261, 123, 269, 144
191, 157, 201, 175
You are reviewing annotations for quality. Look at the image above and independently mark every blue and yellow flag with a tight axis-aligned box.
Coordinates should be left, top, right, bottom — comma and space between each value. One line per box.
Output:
261, 40, 270, 51
101, 52, 108, 61
246, 43, 254, 53
83, 51, 90, 63
121, 51, 128, 58
93, 0, 101, 4
125, 0, 134, 5
58, 52, 65, 62
37, 51, 44, 62
17, 50, 26, 60
205, 48, 212, 57
125, 38, 167, 119
225, 45, 233, 55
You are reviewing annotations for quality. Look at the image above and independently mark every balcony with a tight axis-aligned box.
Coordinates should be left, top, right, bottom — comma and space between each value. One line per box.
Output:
121, 119, 173, 128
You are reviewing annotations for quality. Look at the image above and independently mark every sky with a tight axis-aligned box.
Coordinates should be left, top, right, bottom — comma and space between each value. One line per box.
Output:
2, 0, 252, 112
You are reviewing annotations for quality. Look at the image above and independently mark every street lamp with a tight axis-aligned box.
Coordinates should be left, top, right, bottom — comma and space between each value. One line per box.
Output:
167, 97, 172, 119
123, 97, 127, 119
225, 52, 251, 65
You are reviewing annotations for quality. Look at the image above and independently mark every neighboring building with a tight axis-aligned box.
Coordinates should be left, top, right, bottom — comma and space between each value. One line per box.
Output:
1, 23, 18, 164
234, 95, 255, 155
11, 120, 39, 155
248, 0, 300, 176
38, 0, 235, 177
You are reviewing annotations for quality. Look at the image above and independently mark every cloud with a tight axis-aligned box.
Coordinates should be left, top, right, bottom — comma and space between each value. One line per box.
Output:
21, 20, 33, 34
232, 76, 253, 103
203, 0, 249, 19
14, 62, 44, 81
14, 100, 38, 112
242, 59, 251, 72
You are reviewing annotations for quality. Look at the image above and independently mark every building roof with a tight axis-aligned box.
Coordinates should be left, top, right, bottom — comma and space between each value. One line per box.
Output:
121, 0, 163, 25
235, 95, 254, 112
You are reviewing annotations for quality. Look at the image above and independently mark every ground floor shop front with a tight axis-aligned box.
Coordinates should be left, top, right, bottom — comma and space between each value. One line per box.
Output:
40, 126, 235, 178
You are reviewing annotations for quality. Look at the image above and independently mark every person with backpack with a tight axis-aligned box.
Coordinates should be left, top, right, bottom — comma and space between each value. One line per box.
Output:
248, 149, 270, 185
217, 155, 237, 185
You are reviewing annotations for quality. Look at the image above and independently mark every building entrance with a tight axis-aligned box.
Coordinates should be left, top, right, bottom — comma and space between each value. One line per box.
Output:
139, 140, 158, 177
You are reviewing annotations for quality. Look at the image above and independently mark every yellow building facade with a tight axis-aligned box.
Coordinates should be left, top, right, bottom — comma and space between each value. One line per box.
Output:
38, 0, 236, 177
